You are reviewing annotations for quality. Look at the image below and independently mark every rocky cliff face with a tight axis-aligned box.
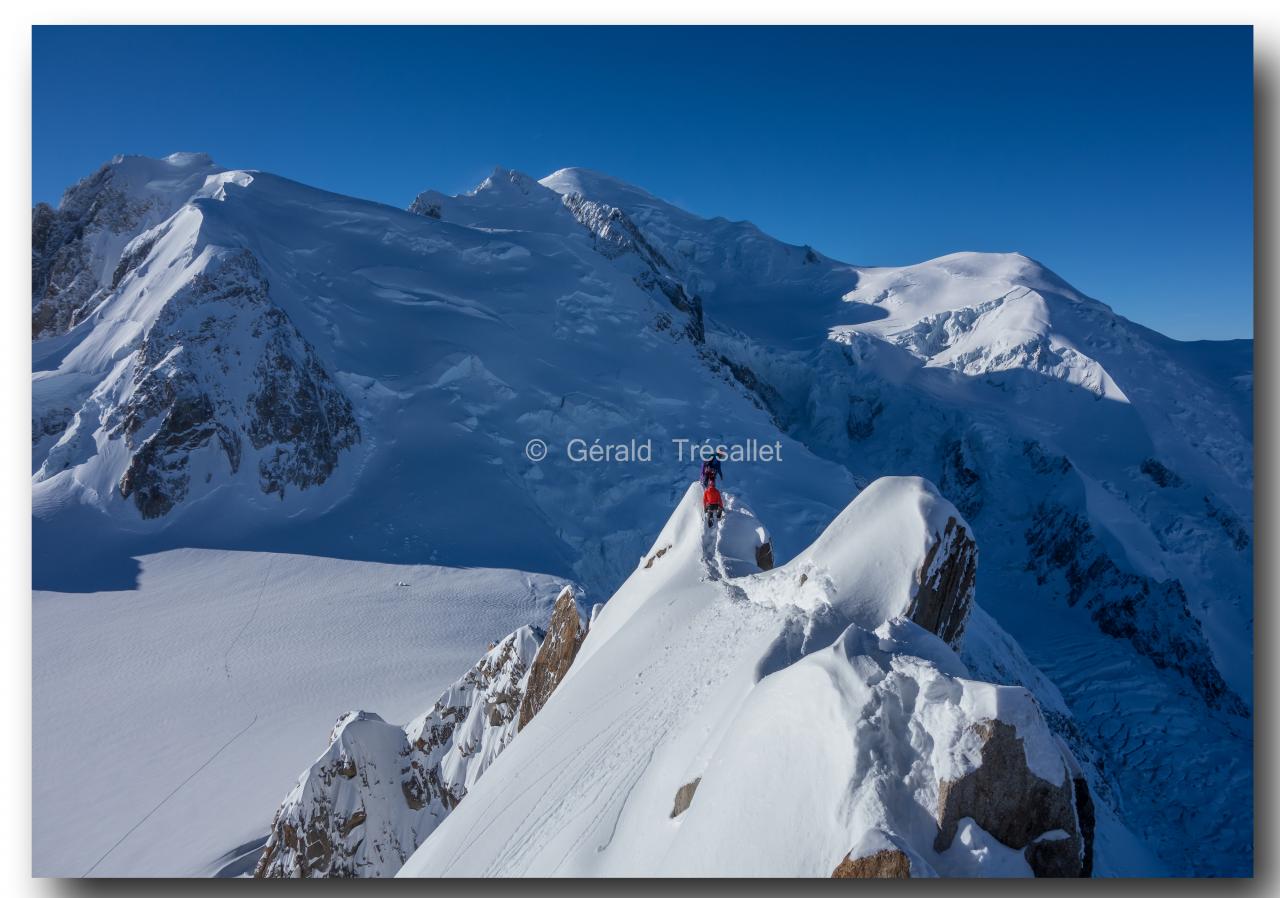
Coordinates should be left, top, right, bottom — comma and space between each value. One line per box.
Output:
255, 626, 544, 878
32, 168, 151, 338
1021, 449, 1246, 717
32, 153, 220, 339
36, 247, 359, 520
256, 578, 597, 878
518, 586, 587, 730
556, 190, 705, 343
910, 515, 977, 649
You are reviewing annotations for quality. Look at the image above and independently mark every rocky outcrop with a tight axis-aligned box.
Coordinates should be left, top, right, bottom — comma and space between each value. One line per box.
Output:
1204, 494, 1250, 551
32, 154, 219, 339
934, 719, 1091, 877
31, 168, 152, 338
909, 516, 977, 649
670, 778, 701, 818
716, 355, 790, 431
1140, 457, 1183, 488
939, 435, 983, 519
559, 191, 705, 344
832, 848, 912, 879
518, 586, 586, 730
255, 626, 543, 878
31, 406, 74, 446
754, 541, 774, 571
254, 710, 406, 878
1072, 776, 1096, 876
643, 545, 671, 569
80, 249, 359, 518
1026, 501, 1247, 716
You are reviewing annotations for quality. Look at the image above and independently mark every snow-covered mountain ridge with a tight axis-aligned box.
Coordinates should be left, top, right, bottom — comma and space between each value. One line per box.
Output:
31, 154, 1251, 875
398, 478, 1098, 877
254, 585, 590, 878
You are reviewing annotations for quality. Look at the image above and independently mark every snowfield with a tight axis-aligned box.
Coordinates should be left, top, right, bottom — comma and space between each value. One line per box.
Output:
32, 549, 565, 876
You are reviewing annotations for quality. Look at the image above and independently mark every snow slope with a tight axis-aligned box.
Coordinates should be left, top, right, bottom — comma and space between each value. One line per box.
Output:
32, 549, 566, 876
400, 478, 1102, 877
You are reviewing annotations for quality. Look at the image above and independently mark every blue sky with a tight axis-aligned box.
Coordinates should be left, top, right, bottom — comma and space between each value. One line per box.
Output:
32, 26, 1253, 340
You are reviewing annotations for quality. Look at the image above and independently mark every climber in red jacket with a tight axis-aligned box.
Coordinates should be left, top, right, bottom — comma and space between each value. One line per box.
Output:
703, 482, 723, 528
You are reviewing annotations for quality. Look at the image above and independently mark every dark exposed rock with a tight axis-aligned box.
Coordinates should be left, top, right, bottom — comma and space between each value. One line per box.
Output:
940, 437, 983, 519
934, 719, 1089, 878
1023, 439, 1073, 476
110, 232, 160, 290
1072, 773, 1095, 877
248, 313, 360, 499
1204, 495, 1250, 551
31, 162, 159, 339
518, 586, 586, 730
831, 848, 912, 878
845, 394, 884, 441
103, 249, 359, 518
338, 809, 367, 839
1024, 831, 1083, 878
1026, 501, 1247, 716
118, 392, 240, 519
644, 545, 671, 568
908, 516, 977, 649
1140, 457, 1183, 488
255, 713, 384, 878
755, 541, 774, 571
717, 355, 790, 430
559, 191, 705, 344
31, 406, 74, 445
670, 778, 701, 818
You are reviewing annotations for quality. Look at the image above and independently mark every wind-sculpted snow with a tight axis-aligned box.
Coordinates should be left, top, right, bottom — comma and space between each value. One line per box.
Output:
664, 622, 1088, 878
399, 477, 1094, 878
